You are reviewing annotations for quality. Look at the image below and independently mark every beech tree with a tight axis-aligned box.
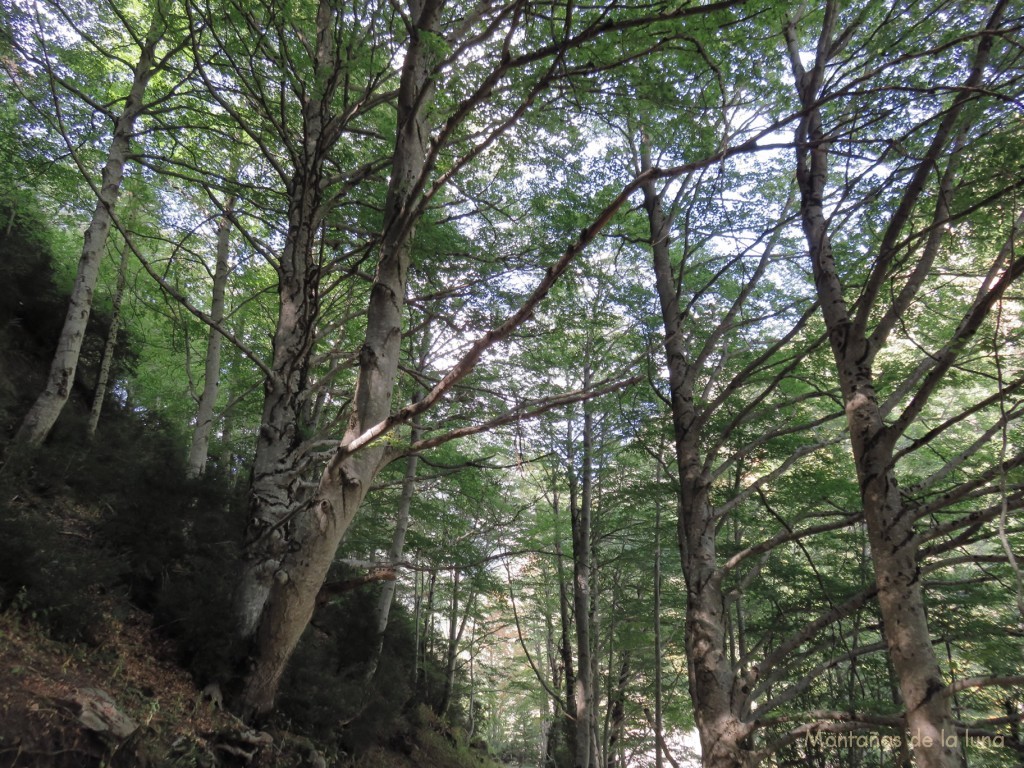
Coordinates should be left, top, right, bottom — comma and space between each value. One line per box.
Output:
786, 1, 1023, 765
176, 0, 758, 717
6, 0, 1024, 762
12, 0, 188, 446
185, 189, 236, 477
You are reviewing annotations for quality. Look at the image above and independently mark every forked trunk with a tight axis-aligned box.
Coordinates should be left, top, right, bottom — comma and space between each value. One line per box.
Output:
788, 15, 963, 761
797, 173, 963, 768
642, 161, 753, 768
235, 0, 442, 718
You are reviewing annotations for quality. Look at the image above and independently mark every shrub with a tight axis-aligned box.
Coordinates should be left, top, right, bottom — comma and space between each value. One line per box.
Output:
0, 470, 121, 642
275, 573, 420, 751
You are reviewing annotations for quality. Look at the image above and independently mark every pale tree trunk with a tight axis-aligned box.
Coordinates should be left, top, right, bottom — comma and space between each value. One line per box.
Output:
364, 408, 421, 681
366, 332, 429, 680
784, 4, 1004, 764
467, 626, 478, 738
412, 564, 422, 683
554, 486, 578, 766
570, 397, 596, 768
187, 194, 235, 478
86, 241, 129, 439
234, 0, 443, 720
642, 154, 753, 768
418, 568, 437, 691
219, 399, 236, 478
438, 569, 464, 716
653, 497, 665, 768
16, 5, 166, 447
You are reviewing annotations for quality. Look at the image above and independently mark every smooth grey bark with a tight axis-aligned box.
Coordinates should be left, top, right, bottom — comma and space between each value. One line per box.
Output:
364, 408, 421, 682
16, 4, 166, 447
569, 396, 596, 768
641, 156, 753, 768
785, 4, 1010, 765
366, 332, 429, 681
235, 0, 444, 718
86, 242, 129, 439
187, 195, 234, 478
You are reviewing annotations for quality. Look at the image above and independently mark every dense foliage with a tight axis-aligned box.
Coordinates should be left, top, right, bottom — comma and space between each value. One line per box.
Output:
1, 0, 1023, 766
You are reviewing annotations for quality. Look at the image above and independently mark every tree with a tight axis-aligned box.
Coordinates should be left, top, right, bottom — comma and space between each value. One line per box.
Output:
6, 0, 1024, 758
86, 237, 129, 438
786, 1, 1023, 764
14, 0, 182, 446
197, 0, 757, 718
186, 188, 236, 477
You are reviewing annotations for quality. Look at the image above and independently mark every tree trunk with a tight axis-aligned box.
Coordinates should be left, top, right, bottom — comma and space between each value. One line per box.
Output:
467, 630, 478, 738
554, 486, 578, 766
86, 241, 129, 439
419, 568, 437, 692
219, 397, 236, 477
642, 152, 753, 768
234, 173, 323, 641
438, 569, 461, 716
365, 408, 421, 681
653, 496, 665, 768
570, 400, 596, 768
543, 594, 563, 767
606, 651, 630, 768
787, 10, 964, 764
187, 193, 235, 478
15, 4, 166, 447
589, 494, 601, 768
366, 334, 429, 681
233, 0, 443, 719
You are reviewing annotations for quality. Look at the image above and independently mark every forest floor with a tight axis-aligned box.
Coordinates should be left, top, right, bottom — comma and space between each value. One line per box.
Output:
0, 580, 503, 768
0, 591, 237, 766
0, 489, 296, 767
0, 496, 500, 768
